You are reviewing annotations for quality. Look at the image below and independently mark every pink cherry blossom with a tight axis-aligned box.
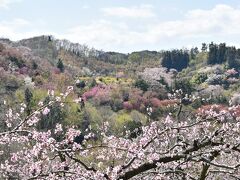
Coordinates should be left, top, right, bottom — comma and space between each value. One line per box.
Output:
42, 107, 50, 115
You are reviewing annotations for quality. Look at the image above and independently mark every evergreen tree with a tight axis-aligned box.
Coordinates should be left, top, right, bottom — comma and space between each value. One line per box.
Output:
226, 47, 237, 68
25, 88, 33, 115
161, 49, 189, 71
135, 79, 149, 92
161, 51, 172, 69
208, 42, 218, 64
57, 59, 64, 73
217, 43, 226, 64
207, 42, 237, 66
190, 47, 199, 59
201, 43, 207, 52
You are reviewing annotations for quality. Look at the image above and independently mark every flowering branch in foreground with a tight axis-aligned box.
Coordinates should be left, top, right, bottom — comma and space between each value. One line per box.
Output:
0, 87, 239, 179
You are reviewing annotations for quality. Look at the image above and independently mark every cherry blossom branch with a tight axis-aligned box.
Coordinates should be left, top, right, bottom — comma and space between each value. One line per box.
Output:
199, 150, 220, 180
64, 151, 111, 180
0, 102, 53, 136
117, 135, 223, 179
201, 158, 240, 170
27, 170, 77, 180
141, 169, 197, 180
208, 170, 240, 179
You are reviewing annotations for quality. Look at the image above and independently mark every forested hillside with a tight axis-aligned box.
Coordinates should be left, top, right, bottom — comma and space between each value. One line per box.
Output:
0, 36, 240, 179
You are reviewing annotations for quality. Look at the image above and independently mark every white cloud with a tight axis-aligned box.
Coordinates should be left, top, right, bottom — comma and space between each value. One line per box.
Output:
62, 21, 130, 47
102, 4, 155, 18
1, 4, 240, 52
0, 0, 22, 9
62, 4, 240, 52
0, 18, 56, 40
145, 4, 240, 42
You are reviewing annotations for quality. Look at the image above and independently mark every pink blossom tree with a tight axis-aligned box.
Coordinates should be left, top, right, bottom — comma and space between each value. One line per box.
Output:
0, 87, 239, 179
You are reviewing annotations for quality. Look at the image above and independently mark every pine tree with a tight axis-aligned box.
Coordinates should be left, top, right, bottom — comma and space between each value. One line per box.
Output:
226, 47, 237, 68
161, 49, 189, 71
25, 88, 33, 115
208, 42, 218, 64
201, 43, 207, 52
57, 59, 64, 73
217, 43, 226, 64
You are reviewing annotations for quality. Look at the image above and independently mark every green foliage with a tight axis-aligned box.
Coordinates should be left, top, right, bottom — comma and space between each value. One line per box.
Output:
190, 98, 203, 109
76, 80, 86, 88
190, 47, 199, 59
96, 76, 133, 85
110, 98, 123, 112
189, 52, 208, 68
63, 102, 84, 127
89, 78, 97, 88
15, 89, 48, 117
207, 42, 240, 69
209, 94, 228, 105
226, 47, 240, 69
134, 79, 149, 92
9, 56, 25, 68
130, 110, 147, 125
116, 112, 132, 125
157, 76, 170, 90
37, 103, 66, 130
24, 88, 33, 115
201, 43, 208, 52
128, 53, 141, 64
128, 51, 160, 65
125, 120, 142, 138
57, 59, 64, 73
110, 111, 133, 135
191, 73, 208, 85
161, 49, 189, 71
15, 89, 25, 102
2, 74, 22, 92
98, 52, 128, 64
173, 78, 194, 95
24, 88, 33, 104
84, 103, 103, 132
208, 42, 226, 64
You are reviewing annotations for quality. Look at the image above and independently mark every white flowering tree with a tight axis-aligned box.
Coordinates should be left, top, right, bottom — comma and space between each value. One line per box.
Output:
0, 87, 239, 179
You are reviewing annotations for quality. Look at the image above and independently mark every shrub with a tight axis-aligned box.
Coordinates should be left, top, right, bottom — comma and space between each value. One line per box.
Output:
173, 78, 194, 94
191, 73, 208, 84
76, 80, 86, 88
206, 74, 225, 85
134, 79, 149, 92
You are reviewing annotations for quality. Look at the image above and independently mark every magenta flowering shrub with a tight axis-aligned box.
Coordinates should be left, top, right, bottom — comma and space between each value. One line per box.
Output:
82, 86, 99, 100
82, 85, 111, 105
127, 89, 147, 111
123, 101, 134, 111
93, 86, 111, 105
0, 87, 239, 179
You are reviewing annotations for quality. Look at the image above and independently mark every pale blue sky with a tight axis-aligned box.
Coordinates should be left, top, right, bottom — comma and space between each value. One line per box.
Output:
1, 0, 240, 52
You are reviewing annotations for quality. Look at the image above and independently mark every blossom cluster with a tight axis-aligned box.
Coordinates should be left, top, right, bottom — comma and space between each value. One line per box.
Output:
0, 87, 239, 179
